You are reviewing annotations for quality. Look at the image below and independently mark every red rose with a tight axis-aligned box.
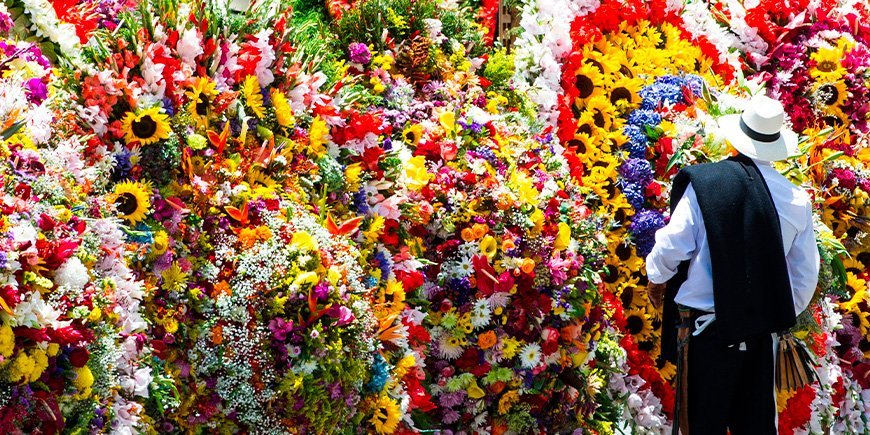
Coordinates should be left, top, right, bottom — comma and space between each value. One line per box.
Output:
68, 347, 89, 367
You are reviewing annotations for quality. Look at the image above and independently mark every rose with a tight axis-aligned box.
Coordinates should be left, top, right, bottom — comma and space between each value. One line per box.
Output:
68, 347, 89, 367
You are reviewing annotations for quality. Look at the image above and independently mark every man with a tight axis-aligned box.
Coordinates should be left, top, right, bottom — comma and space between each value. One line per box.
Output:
645, 95, 820, 434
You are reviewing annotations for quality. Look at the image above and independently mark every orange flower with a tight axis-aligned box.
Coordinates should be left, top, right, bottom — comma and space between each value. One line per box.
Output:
501, 238, 515, 251
472, 223, 489, 239
461, 227, 476, 242
211, 280, 232, 298
211, 325, 223, 345
520, 258, 536, 274
238, 227, 259, 249
478, 330, 497, 349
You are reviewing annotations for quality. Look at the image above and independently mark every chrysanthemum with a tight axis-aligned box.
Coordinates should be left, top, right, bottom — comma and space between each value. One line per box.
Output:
518, 342, 542, 369
161, 262, 189, 292
809, 47, 846, 82
111, 180, 151, 223
121, 107, 171, 145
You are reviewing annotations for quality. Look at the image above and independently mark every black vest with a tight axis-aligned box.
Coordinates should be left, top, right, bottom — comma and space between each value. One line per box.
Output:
660, 155, 796, 362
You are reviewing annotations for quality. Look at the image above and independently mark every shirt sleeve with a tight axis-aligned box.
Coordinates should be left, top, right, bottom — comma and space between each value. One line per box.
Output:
788, 205, 820, 315
646, 183, 701, 284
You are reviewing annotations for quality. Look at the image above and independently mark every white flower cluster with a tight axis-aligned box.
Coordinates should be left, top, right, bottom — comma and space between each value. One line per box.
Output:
512, 0, 593, 126
19, 0, 88, 70
602, 339, 671, 433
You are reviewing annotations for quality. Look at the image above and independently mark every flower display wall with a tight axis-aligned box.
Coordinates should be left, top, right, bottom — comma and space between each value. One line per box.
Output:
0, 0, 866, 433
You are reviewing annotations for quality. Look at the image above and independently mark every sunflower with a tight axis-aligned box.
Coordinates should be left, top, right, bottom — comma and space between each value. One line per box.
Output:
369, 395, 401, 434
584, 96, 618, 132
812, 80, 849, 110
242, 75, 265, 119
810, 47, 846, 82
270, 89, 294, 127
608, 76, 643, 111
402, 124, 424, 145
187, 77, 218, 128
658, 361, 677, 382
624, 307, 655, 342
111, 180, 151, 223
572, 62, 607, 106
121, 108, 171, 145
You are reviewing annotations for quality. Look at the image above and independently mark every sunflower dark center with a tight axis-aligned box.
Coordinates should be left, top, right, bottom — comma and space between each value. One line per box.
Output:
619, 65, 633, 77
610, 87, 632, 104
132, 115, 158, 139
602, 265, 618, 283
568, 138, 587, 154
196, 94, 210, 116
578, 124, 593, 136
586, 59, 604, 73
404, 130, 416, 142
625, 315, 644, 335
818, 84, 839, 106
116, 192, 139, 215
593, 110, 606, 128
822, 115, 842, 127
575, 75, 595, 99
817, 60, 837, 72
615, 243, 632, 261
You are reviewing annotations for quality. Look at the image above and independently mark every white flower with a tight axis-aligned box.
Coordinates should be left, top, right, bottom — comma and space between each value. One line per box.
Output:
519, 342, 542, 369
26, 103, 53, 144
54, 257, 89, 291
251, 29, 276, 87
121, 367, 152, 398
470, 299, 492, 328
12, 291, 69, 329
177, 27, 204, 68
436, 335, 464, 360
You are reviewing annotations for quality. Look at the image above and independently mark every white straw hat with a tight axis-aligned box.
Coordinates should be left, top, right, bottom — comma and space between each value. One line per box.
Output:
717, 95, 799, 162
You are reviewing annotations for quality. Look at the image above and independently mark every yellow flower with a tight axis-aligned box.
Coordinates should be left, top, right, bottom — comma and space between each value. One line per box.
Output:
370, 76, 386, 94
152, 231, 169, 255
187, 77, 218, 128
439, 111, 457, 134
402, 124, 423, 145
498, 390, 520, 414
161, 262, 189, 292
0, 322, 13, 358
345, 163, 364, 189
467, 380, 486, 399
73, 366, 94, 398
810, 47, 846, 82
111, 180, 152, 224
6, 352, 34, 383
121, 107, 171, 145
242, 75, 265, 118
403, 155, 431, 190
554, 222, 571, 250
370, 395, 400, 434
480, 235, 497, 260
502, 337, 520, 359
270, 89, 295, 127
291, 231, 319, 252
308, 116, 329, 158
510, 172, 538, 205
293, 271, 320, 287
364, 215, 386, 243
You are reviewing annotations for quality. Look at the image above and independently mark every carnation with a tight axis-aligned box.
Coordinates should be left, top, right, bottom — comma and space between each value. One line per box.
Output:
54, 257, 89, 291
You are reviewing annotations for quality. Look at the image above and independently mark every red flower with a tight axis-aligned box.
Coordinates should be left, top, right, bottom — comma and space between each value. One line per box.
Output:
68, 347, 90, 368
379, 219, 400, 247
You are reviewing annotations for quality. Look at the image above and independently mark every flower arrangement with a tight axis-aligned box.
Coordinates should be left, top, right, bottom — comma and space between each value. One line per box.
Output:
0, 0, 866, 432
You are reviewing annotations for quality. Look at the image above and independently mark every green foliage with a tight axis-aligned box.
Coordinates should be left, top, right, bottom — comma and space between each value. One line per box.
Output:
335, 0, 438, 50
483, 49, 516, 88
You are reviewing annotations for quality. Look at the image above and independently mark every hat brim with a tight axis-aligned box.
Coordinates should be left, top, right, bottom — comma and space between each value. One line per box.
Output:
716, 114, 799, 162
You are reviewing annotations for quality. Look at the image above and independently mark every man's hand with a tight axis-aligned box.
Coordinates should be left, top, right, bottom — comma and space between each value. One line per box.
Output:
647, 282, 667, 310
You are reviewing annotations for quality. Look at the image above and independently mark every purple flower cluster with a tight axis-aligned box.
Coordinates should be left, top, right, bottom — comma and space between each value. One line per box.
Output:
629, 209, 666, 256
348, 42, 371, 64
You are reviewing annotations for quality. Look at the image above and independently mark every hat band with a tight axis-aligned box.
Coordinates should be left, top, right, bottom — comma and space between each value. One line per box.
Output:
740, 117, 781, 143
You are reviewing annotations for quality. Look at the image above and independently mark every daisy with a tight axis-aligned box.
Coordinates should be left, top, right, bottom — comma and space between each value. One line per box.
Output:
519, 342, 542, 369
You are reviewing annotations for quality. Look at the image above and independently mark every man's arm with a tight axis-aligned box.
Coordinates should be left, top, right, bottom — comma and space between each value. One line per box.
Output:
645, 184, 701, 307
788, 205, 820, 315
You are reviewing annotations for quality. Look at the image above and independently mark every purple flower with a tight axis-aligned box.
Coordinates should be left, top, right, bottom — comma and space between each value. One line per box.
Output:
630, 209, 666, 256
830, 168, 858, 190
619, 158, 654, 185
24, 78, 47, 105
348, 42, 371, 64
627, 109, 661, 127
328, 305, 355, 326
268, 317, 294, 341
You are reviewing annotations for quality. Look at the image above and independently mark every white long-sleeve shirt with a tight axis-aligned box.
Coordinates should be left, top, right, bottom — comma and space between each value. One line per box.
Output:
646, 159, 820, 316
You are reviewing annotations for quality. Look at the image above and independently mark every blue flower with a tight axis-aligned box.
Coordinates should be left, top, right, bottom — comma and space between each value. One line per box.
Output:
352, 189, 370, 214
619, 158, 654, 185
365, 354, 390, 393
622, 183, 645, 209
627, 109, 661, 128
630, 209, 666, 256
